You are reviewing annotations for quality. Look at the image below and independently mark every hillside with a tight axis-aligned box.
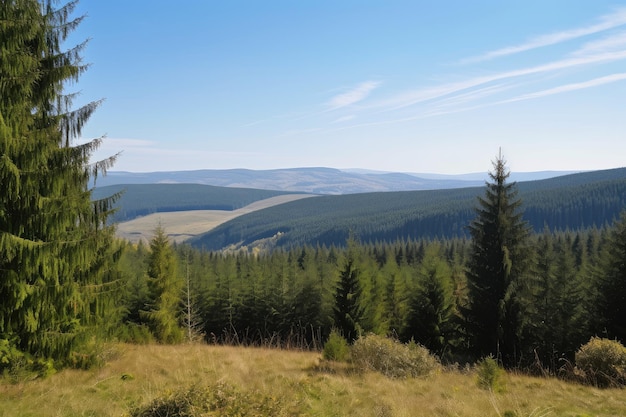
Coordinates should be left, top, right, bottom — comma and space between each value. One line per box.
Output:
92, 183, 303, 223
115, 194, 315, 243
189, 167, 626, 251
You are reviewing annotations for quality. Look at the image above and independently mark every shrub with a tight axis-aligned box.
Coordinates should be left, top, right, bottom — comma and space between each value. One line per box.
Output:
323, 329, 350, 362
116, 323, 155, 344
476, 356, 505, 392
129, 382, 293, 417
575, 337, 626, 387
0, 339, 55, 382
350, 334, 439, 378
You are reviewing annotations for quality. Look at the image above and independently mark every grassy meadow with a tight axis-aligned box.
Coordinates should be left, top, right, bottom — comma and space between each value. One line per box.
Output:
1, 343, 624, 417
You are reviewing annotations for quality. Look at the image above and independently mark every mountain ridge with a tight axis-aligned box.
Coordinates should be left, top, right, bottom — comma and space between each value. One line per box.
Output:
94, 167, 584, 194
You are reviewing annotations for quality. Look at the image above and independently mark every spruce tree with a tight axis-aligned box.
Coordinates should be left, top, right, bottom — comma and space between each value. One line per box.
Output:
597, 211, 626, 343
0, 0, 119, 364
143, 226, 184, 343
333, 240, 364, 343
465, 151, 533, 366
403, 245, 455, 355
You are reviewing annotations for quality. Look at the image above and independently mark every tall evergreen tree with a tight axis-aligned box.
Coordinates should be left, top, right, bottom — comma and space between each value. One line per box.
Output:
596, 211, 626, 343
333, 239, 364, 343
403, 246, 455, 355
465, 151, 533, 366
142, 226, 183, 343
0, 0, 119, 364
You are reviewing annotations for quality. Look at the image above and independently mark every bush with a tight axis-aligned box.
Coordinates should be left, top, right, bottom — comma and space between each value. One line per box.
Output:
575, 337, 626, 387
350, 334, 439, 378
476, 356, 505, 392
129, 383, 293, 417
323, 329, 350, 362
0, 339, 55, 382
116, 323, 155, 344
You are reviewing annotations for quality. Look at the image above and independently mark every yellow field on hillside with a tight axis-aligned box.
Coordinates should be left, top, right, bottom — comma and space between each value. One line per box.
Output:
116, 194, 315, 243
1, 343, 625, 417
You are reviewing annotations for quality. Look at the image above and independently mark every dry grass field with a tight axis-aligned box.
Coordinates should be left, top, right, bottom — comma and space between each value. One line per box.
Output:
115, 194, 315, 243
1, 343, 625, 417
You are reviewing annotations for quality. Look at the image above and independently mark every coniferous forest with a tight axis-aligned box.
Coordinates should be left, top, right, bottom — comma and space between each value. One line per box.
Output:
1, 1, 626, 387
115, 193, 626, 372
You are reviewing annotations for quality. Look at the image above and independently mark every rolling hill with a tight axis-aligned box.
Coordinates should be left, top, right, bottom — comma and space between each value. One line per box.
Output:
188, 167, 626, 251
92, 167, 579, 194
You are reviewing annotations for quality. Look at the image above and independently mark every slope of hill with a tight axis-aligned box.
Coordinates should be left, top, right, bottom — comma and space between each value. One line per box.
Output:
92, 183, 303, 223
189, 167, 626, 251
115, 194, 315, 243
93, 167, 579, 194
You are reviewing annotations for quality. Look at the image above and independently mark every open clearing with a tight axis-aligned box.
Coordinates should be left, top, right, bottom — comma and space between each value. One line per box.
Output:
115, 194, 315, 243
2, 343, 625, 416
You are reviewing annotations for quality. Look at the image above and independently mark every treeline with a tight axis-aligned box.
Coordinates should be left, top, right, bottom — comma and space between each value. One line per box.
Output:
116, 214, 624, 371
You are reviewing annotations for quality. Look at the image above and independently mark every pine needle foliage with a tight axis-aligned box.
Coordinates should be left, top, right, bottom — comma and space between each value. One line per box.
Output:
597, 211, 626, 343
332, 238, 365, 343
0, 0, 119, 367
142, 225, 184, 344
465, 151, 533, 367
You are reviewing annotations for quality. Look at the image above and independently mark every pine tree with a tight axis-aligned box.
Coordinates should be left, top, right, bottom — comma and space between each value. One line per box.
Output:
142, 226, 184, 343
403, 245, 455, 355
597, 211, 626, 343
332, 240, 364, 343
465, 151, 533, 366
0, 0, 119, 364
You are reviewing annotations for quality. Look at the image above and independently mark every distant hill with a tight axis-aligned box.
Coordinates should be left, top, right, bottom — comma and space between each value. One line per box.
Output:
189, 167, 626, 251
93, 167, 580, 194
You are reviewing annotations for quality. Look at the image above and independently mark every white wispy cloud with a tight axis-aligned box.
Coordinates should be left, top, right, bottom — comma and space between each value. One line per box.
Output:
462, 7, 626, 63
369, 49, 626, 111
332, 115, 356, 123
499, 73, 626, 104
290, 8, 626, 142
326, 81, 381, 110
572, 30, 626, 56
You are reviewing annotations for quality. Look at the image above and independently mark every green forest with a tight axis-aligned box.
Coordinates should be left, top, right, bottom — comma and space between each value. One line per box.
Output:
114, 191, 626, 372
1, 0, 626, 390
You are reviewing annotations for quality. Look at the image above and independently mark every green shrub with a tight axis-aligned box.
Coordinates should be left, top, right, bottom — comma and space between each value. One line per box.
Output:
575, 337, 626, 387
129, 382, 294, 417
323, 329, 350, 362
0, 339, 55, 382
476, 356, 505, 392
115, 323, 155, 344
350, 334, 439, 378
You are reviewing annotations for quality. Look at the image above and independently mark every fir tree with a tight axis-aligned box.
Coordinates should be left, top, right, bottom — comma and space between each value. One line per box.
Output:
597, 211, 626, 343
465, 151, 533, 366
0, 0, 119, 364
333, 240, 364, 343
142, 226, 184, 343
403, 245, 455, 355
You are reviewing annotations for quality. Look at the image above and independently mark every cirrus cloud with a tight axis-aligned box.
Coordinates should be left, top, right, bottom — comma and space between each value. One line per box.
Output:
326, 80, 381, 110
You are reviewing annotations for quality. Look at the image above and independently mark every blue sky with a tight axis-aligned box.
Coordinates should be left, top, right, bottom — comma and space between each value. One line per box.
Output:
72, 1, 626, 174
